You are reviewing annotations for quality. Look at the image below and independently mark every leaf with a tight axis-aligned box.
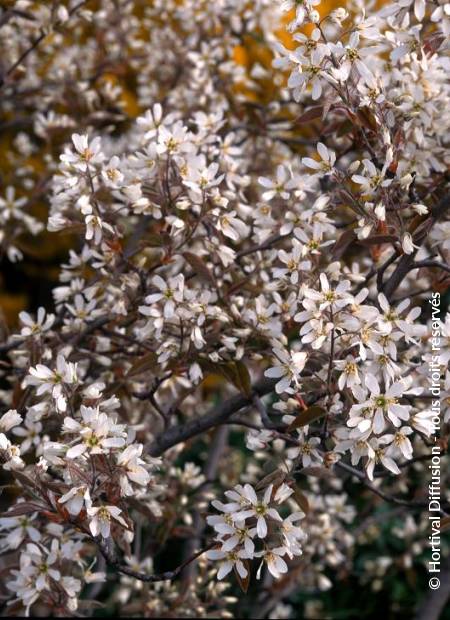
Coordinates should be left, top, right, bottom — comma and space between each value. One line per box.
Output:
126, 352, 157, 377
295, 106, 323, 124
12, 470, 37, 490
234, 560, 250, 593
233, 360, 252, 397
358, 235, 397, 246
182, 252, 215, 283
292, 485, 310, 514
145, 233, 165, 247
255, 469, 286, 491
336, 119, 354, 137
201, 360, 252, 397
286, 406, 326, 431
298, 466, 332, 479
356, 107, 378, 132
0, 501, 45, 517
332, 229, 357, 260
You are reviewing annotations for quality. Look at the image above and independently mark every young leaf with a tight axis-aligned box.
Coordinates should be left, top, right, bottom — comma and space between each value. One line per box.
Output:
286, 406, 326, 431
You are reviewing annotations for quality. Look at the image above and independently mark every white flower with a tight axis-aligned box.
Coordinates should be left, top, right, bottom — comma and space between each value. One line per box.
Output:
101, 156, 124, 188
87, 505, 128, 538
351, 156, 393, 194
385, 427, 414, 460
58, 486, 92, 516
280, 512, 306, 556
214, 520, 257, 556
216, 210, 249, 241
335, 357, 361, 391
25, 355, 78, 413
0, 186, 27, 222
206, 547, 251, 580
401, 232, 418, 255
234, 484, 282, 539
0, 434, 24, 470
116, 444, 152, 495
12, 418, 42, 453
0, 514, 41, 549
63, 406, 126, 458
60, 134, 104, 171
264, 346, 307, 394
19, 308, 55, 337
302, 142, 336, 175
183, 156, 224, 194
258, 165, 297, 201
140, 274, 184, 319
256, 547, 288, 579
303, 273, 352, 311
348, 375, 411, 435
136, 103, 163, 140
365, 437, 400, 480
0, 410, 22, 432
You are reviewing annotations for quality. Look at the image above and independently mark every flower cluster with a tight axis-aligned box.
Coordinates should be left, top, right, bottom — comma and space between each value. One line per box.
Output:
207, 483, 305, 581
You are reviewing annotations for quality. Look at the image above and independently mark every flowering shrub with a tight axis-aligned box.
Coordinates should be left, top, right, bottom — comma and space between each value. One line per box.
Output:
0, 0, 449, 618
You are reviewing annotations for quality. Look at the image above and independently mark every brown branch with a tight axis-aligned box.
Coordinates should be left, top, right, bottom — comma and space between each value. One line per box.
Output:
146, 377, 277, 457
181, 426, 229, 585
0, 1, 89, 89
383, 193, 450, 300
334, 460, 448, 515
95, 536, 213, 583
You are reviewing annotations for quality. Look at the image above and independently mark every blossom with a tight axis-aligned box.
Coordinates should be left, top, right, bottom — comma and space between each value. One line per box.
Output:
256, 547, 289, 579
303, 273, 352, 311
60, 134, 104, 171
206, 547, 251, 580
58, 486, 92, 516
87, 505, 128, 538
0, 410, 22, 432
351, 156, 393, 194
116, 444, 152, 495
140, 274, 185, 319
258, 165, 296, 201
62, 406, 126, 458
0, 514, 41, 550
25, 355, 78, 413
233, 484, 282, 539
19, 308, 55, 337
348, 375, 411, 435
0, 186, 27, 222
365, 437, 400, 480
264, 346, 307, 394
302, 142, 336, 175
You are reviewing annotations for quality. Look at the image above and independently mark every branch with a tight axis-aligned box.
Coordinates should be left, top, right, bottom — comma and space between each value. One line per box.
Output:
0, 1, 89, 89
181, 426, 229, 585
334, 460, 448, 515
383, 193, 450, 300
146, 377, 277, 456
95, 537, 213, 583
413, 260, 450, 275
